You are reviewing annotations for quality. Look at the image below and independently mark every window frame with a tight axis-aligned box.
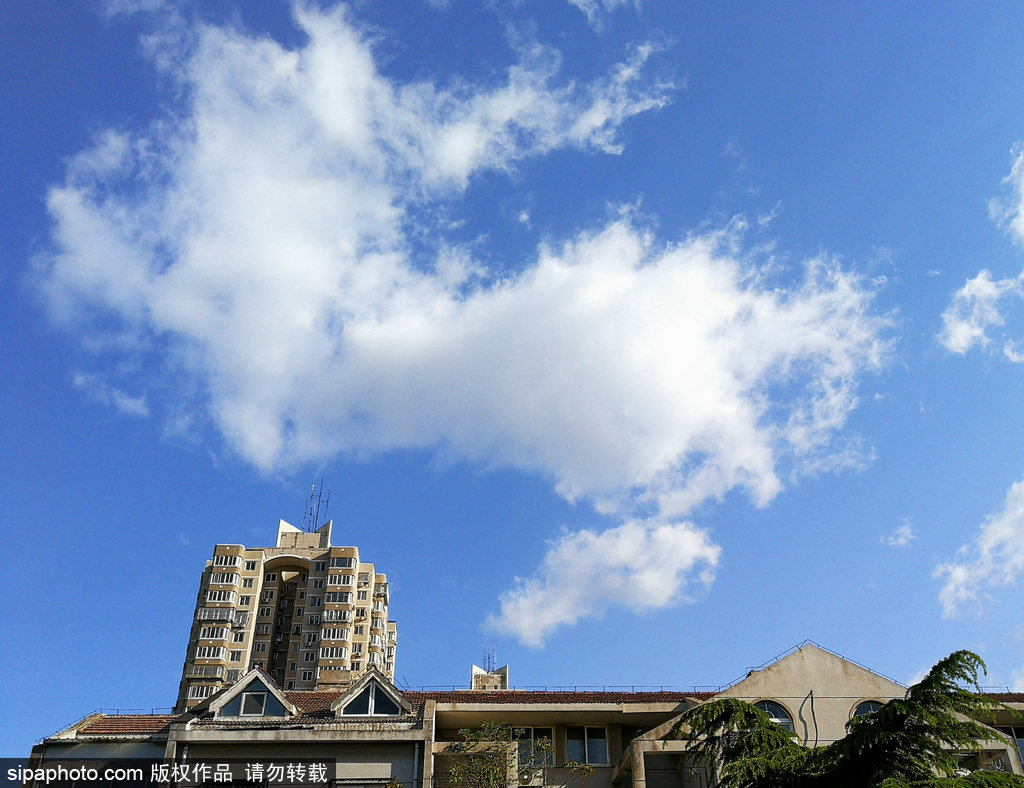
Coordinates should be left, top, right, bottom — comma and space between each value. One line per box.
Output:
239, 691, 268, 717
754, 700, 795, 732
564, 726, 608, 766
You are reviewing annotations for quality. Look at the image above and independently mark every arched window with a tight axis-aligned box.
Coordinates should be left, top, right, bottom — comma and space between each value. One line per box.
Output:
853, 700, 883, 717
754, 700, 794, 731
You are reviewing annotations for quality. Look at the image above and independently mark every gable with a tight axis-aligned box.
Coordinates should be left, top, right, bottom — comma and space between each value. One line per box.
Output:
331, 670, 410, 717
715, 643, 905, 747
720, 644, 904, 704
219, 677, 288, 717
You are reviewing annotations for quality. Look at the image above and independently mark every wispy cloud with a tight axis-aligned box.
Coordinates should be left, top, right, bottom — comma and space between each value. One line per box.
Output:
566, 0, 641, 29
37, 3, 891, 644
936, 478, 1024, 617
939, 269, 1024, 357
72, 371, 149, 417
883, 518, 917, 548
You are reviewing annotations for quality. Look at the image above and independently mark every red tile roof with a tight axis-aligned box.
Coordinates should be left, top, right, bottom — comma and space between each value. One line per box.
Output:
985, 692, 1024, 703
78, 715, 176, 736
405, 690, 712, 704
285, 691, 341, 713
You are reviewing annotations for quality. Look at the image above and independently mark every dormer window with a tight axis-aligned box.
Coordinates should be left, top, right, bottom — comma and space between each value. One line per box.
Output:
240, 691, 268, 716
341, 681, 401, 716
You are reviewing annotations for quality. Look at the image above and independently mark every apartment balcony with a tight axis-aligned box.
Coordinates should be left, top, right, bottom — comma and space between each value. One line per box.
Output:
196, 607, 238, 623
186, 665, 226, 679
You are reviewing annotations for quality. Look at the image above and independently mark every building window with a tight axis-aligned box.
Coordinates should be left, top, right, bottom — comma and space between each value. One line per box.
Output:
319, 646, 349, 659
188, 685, 214, 700
308, 615, 321, 625
312, 579, 324, 589
238, 596, 251, 607
323, 628, 349, 640
229, 651, 242, 662
289, 661, 297, 671
264, 573, 277, 582
754, 701, 794, 732
195, 646, 227, 660
356, 608, 367, 619
358, 573, 370, 585
305, 633, 318, 645
302, 671, 314, 681
258, 606, 271, 617
239, 691, 268, 716
298, 591, 306, 600
245, 560, 257, 571
315, 561, 326, 572
327, 575, 345, 586
261, 590, 275, 601
353, 644, 363, 655
242, 578, 254, 588
256, 624, 271, 635
565, 727, 608, 765
516, 728, 554, 766
232, 632, 245, 643
351, 661, 361, 670
254, 642, 267, 653
330, 557, 354, 568
287, 681, 295, 690
205, 590, 236, 604
304, 652, 316, 662
213, 555, 242, 567
310, 596, 323, 607
357, 590, 368, 601
199, 626, 229, 640
210, 572, 239, 585
354, 625, 364, 636
853, 700, 884, 717
340, 681, 401, 715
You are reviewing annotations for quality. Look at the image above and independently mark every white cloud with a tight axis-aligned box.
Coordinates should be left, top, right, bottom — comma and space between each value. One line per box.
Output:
487, 519, 720, 647
990, 142, 1024, 245
883, 519, 917, 548
72, 371, 149, 417
939, 269, 1024, 356
936, 478, 1024, 617
37, 3, 891, 644
567, 0, 640, 28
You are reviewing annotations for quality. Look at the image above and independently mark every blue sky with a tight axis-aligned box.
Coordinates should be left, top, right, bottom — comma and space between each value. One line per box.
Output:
5, 0, 1024, 757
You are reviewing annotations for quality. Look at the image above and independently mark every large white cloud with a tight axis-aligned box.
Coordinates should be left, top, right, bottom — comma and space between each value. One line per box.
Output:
38, 3, 891, 644
936, 478, 1024, 617
488, 519, 720, 647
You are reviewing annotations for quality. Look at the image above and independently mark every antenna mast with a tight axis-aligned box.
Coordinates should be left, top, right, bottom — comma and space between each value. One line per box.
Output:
302, 479, 331, 532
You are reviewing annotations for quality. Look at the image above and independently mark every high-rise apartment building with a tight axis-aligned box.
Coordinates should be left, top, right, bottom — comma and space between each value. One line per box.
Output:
175, 519, 397, 711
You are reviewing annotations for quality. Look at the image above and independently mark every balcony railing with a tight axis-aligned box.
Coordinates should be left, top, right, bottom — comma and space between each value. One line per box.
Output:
197, 607, 238, 623
186, 665, 226, 679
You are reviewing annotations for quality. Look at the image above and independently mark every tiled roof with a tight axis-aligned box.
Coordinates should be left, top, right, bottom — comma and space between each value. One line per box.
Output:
406, 690, 713, 704
78, 715, 176, 736
985, 692, 1024, 703
285, 691, 341, 713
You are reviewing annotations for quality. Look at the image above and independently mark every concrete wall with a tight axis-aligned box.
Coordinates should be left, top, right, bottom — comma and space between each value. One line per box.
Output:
716, 644, 904, 747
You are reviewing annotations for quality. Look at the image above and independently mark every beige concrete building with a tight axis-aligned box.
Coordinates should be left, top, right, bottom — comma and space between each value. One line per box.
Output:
175, 519, 398, 711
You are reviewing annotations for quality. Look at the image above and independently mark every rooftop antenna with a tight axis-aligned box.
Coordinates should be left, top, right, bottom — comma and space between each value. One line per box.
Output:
302, 479, 331, 533
483, 647, 496, 673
